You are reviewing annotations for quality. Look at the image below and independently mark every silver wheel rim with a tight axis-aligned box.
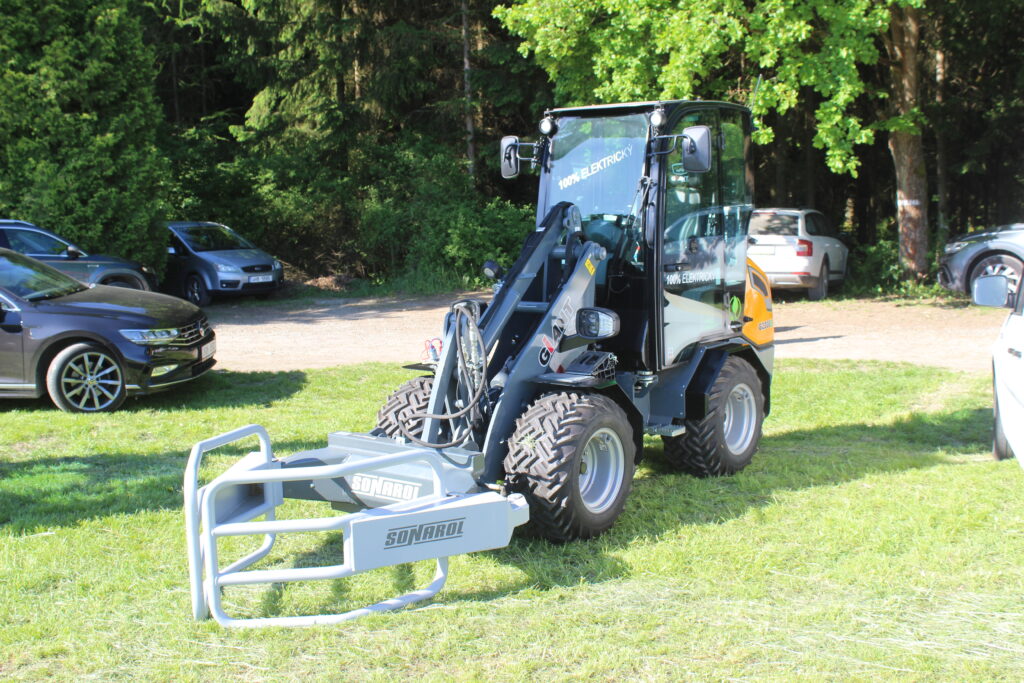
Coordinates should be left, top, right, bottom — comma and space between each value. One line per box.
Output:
979, 260, 1021, 293
187, 278, 203, 303
578, 427, 625, 514
60, 351, 122, 411
723, 382, 757, 455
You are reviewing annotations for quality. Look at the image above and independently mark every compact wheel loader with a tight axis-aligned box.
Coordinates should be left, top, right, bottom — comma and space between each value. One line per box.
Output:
184, 100, 775, 627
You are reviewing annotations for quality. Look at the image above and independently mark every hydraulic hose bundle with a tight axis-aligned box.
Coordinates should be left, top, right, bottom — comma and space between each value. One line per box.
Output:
399, 300, 488, 449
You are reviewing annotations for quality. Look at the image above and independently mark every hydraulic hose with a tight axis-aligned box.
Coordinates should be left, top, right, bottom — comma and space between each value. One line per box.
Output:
398, 301, 488, 449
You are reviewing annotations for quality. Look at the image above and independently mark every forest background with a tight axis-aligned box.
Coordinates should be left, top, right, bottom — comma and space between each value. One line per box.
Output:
0, 0, 1020, 293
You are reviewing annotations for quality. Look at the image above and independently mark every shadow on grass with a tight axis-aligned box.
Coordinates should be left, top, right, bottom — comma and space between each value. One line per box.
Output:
0, 369, 307, 416
0, 406, 992, 615
233, 406, 992, 616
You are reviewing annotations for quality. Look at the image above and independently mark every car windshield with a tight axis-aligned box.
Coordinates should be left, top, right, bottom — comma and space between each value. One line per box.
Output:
542, 113, 649, 226
175, 225, 255, 252
0, 251, 87, 301
749, 213, 798, 236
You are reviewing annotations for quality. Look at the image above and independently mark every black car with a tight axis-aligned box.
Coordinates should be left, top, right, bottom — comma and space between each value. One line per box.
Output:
0, 219, 156, 290
0, 248, 215, 412
939, 223, 1024, 295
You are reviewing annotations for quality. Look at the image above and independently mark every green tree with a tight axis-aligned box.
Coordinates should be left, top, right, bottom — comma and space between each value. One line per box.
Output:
0, 0, 168, 270
496, 0, 932, 279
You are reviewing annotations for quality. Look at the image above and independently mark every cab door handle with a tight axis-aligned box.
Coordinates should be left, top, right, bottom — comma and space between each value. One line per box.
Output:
1009, 347, 1022, 359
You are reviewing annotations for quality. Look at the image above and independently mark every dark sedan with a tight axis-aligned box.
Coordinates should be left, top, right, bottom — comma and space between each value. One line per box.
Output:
0, 248, 215, 412
939, 223, 1024, 295
0, 219, 156, 290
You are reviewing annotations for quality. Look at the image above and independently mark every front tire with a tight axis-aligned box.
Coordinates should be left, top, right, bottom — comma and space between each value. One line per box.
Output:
46, 342, 127, 413
185, 274, 211, 307
504, 392, 636, 542
375, 376, 433, 440
662, 356, 764, 477
970, 254, 1023, 295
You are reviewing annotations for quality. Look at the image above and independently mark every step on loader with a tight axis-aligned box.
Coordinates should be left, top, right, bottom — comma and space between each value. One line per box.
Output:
184, 100, 775, 627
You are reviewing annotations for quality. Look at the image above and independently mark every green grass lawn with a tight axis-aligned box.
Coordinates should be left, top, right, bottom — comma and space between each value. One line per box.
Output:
2, 359, 1023, 680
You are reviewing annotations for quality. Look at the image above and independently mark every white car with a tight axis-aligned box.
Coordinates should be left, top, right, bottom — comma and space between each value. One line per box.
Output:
747, 208, 849, 300
973, 275, 1024, 466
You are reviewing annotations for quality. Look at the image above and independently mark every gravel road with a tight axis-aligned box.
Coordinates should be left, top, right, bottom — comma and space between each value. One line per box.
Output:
204, 294, 1008, 374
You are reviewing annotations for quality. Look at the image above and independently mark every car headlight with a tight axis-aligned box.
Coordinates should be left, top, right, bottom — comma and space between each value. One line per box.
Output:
272, 260, 282, 271
944, 241, 969, 255
215, 263, 241, 273
120, 328, 180, 345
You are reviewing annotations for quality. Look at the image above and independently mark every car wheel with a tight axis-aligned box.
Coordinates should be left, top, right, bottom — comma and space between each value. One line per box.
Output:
807, 259, 829, 301
994, 382, 1014, 461
46, 342, 127, 413
185, 274, 211, 307
101, 274, 149, 291
970, 254, 1023, 295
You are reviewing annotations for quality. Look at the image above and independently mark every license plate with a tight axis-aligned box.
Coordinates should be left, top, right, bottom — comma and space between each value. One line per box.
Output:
200, 340, 216, 361
249, 274, 273, 283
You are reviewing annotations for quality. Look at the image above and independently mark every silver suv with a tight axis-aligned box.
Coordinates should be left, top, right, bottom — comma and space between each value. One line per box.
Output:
165, 221, 283, 306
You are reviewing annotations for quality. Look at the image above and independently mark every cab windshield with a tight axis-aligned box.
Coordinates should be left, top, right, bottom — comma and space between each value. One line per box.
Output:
543, 113, 649, 226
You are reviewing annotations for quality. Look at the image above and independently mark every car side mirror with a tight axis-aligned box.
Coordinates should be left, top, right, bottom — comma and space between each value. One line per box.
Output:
167, 246, 176, 255
972, 275, 1012, 308
66, 246, 83, 260
500, 135, 521, 179
680, 125, 712, 174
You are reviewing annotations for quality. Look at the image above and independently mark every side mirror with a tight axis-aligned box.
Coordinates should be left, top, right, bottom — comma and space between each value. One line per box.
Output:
167, 246, 176, 255
972, 275, 1013, 308
500, 135, 520, 179
559, 307, 620, 352
681, 125, 712, 174
66, 246, 83, 260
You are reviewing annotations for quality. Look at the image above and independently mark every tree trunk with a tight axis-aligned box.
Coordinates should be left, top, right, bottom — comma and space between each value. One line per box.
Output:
884, 5, 929, 280
461, 0, 477, 179
933, 46, 949, 247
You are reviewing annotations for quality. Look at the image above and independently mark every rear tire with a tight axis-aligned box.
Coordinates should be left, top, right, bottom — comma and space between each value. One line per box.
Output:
807, 259, 829, 301
101, 274, 149, 291
375, 376, 433, 440
504, 392, 635, 542
994, 388, 1014, 461
662, 356, 764, 477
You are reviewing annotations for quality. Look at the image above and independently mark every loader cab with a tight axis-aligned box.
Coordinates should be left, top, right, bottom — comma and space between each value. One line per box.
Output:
522, 101, 755, 371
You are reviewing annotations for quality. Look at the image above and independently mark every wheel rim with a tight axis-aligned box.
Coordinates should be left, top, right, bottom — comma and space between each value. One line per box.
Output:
578, 427, 625, 514
187, 277, 202, 304
978, 259, 1021, 293
60, 351, 123, 411
723, 382, 757, 455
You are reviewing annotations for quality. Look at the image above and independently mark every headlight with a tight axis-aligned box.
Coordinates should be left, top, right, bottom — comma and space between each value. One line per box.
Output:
943, 242, 968, 255
215, 263, 241, 273
120, 328, 179, 345
272, 260, 282, 271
